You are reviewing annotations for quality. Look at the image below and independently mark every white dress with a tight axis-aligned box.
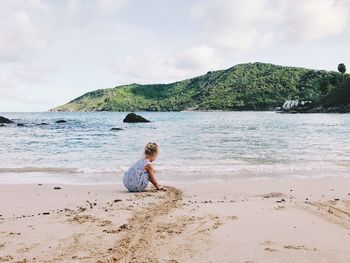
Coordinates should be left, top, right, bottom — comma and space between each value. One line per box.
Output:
123, 158, 150, 192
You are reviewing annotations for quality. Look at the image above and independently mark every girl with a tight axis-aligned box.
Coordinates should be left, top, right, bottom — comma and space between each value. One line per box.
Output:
123, 142, 161, 192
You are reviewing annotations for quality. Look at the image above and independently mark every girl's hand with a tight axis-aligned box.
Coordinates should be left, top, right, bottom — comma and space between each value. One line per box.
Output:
157, 186, 166, 191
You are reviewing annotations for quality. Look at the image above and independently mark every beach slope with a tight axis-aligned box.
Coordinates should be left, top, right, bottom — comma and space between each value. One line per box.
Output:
1, 177, 350, 262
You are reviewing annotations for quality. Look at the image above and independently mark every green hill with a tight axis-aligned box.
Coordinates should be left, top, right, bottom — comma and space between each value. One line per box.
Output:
51, 62, 343, 112
317, 79, 350, 112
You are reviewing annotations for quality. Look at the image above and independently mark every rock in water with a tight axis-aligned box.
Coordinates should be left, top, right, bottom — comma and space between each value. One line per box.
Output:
0, 116, 14, 124
17, 123, 25, 127
55, 120, 67, 123
111, 127, 123, 131
123, 113, 150, 123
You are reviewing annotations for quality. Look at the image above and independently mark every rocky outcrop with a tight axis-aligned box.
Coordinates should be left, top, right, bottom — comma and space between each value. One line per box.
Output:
123, 113, 150, 123
0, 116, 14, 124
55, 120, 67, 123
308, 105, 350, 113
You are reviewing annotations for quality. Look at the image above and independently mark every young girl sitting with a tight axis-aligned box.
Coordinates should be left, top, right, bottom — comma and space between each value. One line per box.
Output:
123, 142, 161, 192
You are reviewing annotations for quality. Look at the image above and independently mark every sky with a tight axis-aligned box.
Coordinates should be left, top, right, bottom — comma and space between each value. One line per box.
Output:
0, 0, 350, 112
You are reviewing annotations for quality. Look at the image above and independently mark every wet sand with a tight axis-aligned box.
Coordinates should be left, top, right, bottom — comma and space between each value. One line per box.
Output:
1, 177, 350, 262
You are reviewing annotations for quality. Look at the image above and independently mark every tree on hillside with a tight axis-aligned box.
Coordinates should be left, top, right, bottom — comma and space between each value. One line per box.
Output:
338, 63, 346, 81
320, 80, 330, 95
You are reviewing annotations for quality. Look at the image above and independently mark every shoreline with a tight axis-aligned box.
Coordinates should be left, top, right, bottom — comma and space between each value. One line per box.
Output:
1, 176, 350, 262
1, 172, 350, 185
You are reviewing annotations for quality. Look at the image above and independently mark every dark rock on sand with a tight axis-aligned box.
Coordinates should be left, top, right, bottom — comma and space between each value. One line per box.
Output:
123, 113, 150, 123
55, 119, 67, 123
0, 116, 14, 124
42, 212, 50, 215
54, 187, 62, 190
111, 127, 123, 131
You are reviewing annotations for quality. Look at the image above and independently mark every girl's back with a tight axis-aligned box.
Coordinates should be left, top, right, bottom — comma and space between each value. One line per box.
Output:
123, 158, 150, 192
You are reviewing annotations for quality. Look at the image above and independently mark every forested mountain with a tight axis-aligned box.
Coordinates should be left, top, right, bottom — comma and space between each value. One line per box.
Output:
51, 62, 344, 112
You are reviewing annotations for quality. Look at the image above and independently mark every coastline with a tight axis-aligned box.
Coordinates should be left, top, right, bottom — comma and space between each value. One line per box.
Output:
1, 176, 350, 262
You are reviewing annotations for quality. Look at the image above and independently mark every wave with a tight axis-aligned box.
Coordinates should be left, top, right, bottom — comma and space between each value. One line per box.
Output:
0, 167, 79, 174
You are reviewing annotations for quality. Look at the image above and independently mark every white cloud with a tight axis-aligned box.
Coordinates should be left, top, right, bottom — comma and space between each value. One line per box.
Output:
114, 45, 221, 84
1, 0, 49, 13
114, 0, 350, 85
176, 45, 221, 71
66, 0, 127, 17
114, 52, 185, 84
0, 11, 45, 62
96, 0, 127, 13
192, 0, 282, 51
287, 0, 349, 41
192, 0, 350, 53
12, 63, 56, 84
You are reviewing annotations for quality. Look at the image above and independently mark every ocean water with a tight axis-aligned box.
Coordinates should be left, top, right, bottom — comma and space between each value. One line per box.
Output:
0, 112, 349, 184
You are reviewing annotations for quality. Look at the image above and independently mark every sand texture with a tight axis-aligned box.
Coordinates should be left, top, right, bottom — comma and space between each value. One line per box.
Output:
1, 177, 350, 262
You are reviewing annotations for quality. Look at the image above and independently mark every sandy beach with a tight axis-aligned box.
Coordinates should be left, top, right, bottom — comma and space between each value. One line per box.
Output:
1, 177, 350, 263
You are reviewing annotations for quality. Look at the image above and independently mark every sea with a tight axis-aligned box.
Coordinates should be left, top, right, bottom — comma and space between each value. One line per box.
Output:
0, 112, 349, 184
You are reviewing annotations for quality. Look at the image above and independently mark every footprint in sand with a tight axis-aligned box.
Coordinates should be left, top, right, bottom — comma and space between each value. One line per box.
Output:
304, 201, 350, 229
264, 247, 278, 252
260, 192, 286, 199
103, 224, 129, 234
261, 241, 315, 253
8, 232, 21, 236
70, 214, 97, 224
274, 205, 286, 210
284, 244, 316, 251
97, 220, 112, 227
0, 255, 14, 262
261, 240, 279, 252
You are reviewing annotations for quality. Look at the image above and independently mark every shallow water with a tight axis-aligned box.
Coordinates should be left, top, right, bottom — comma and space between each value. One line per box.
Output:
0, 112, 349, 184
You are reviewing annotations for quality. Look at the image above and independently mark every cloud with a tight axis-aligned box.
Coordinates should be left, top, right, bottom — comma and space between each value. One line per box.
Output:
0, 68, 53, 109
66, 0, 127, 17
114, 52, 185, 84
1, 0, 50, 13
175, 45, 221, 72
287, 0, 349, 41
96, 0, 127, 13
192, 0, 282, 51
0, 11, 45, 62
192, 0, 350, 53
12, 63, 56, 84
114, 45, 221, 84
113, 0, 350, 85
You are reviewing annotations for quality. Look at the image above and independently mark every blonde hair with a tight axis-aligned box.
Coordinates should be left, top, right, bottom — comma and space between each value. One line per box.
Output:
144, 142, 159, 157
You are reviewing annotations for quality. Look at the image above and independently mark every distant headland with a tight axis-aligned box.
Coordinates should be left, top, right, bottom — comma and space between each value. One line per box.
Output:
50, 62, 349, 113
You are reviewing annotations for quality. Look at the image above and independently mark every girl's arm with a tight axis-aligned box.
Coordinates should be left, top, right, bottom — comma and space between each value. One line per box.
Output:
145, 164, 160, 190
